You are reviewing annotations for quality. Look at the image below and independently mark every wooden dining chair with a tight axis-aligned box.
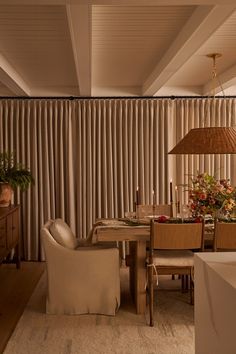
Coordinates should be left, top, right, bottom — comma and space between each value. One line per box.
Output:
213, 221, 236, 251
147, 219, 204, 326
126, 204, 172, 267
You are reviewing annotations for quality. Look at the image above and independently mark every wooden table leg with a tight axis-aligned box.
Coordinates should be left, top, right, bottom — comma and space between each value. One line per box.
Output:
134, 240, 147, 314
129, 241, 135, 301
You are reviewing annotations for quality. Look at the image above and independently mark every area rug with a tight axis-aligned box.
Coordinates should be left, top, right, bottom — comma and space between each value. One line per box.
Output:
4, 268, 194, 354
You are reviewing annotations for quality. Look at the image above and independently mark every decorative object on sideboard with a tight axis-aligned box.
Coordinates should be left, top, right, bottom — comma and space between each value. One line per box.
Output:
0, 151, 34, 207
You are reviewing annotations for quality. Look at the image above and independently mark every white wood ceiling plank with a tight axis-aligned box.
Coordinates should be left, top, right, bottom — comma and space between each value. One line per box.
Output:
203, 63, 236, 95
143, 5, 236, 96
92, 5, 195, 88
0, 1, 236, 96
2, 1, 236, 5
0, 5, 77, 90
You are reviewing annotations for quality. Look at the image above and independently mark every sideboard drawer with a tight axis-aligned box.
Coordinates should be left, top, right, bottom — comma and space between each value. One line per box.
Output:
0, 218, 6, 236
0, 218, 6, 250
6, 209, 19, 250
0, 234, 6, 248
0, 206, 20, 269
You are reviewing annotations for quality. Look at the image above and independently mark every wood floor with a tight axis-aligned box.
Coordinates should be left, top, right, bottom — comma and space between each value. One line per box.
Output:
0, 262, 45, 354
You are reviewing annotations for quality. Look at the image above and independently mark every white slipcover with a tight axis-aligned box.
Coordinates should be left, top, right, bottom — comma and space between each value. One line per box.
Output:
41, 221, 120, 315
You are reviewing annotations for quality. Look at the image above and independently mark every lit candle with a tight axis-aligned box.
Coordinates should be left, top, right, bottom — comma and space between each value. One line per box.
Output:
136, 186, 140, 205
170, 179, 173, 203
175, 186, 178, 203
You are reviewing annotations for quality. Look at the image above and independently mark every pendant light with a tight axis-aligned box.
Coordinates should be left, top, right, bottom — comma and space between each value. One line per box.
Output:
169, 53, 236, 155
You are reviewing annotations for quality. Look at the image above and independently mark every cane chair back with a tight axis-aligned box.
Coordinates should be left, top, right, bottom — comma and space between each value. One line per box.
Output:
214, 222, 236, 251
147, 220, 204, 326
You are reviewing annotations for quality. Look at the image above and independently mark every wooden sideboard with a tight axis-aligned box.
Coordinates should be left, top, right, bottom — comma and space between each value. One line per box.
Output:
0, 205, 20, 269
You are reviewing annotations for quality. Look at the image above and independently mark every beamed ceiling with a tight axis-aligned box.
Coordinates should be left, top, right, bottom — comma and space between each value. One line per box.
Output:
0, 0, 236, 97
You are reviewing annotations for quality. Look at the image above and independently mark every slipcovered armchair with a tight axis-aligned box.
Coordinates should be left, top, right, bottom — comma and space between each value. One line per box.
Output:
41, 219, 120, 316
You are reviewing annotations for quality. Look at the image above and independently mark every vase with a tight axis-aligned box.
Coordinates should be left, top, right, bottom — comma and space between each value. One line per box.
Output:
0, 183, 13, 207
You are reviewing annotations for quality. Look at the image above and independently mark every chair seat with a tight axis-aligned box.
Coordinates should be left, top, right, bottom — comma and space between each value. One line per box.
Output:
152, 250, 194, 267
94, 241, 118, 248
76, 240, 118, 249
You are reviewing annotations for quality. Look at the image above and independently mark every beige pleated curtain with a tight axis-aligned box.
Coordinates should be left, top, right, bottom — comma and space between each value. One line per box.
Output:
0, 98, 235, 260
0, 98, 173, 260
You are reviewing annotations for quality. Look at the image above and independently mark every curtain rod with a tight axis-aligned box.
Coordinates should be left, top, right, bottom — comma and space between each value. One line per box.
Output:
0, 95, 236, 100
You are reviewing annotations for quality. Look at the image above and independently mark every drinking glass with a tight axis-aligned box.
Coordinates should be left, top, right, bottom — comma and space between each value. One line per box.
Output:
125, 211, 136, 219
181, 204, 190, 220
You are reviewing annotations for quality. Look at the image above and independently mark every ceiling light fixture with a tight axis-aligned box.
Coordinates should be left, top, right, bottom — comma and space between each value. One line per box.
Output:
169, 53, 236, 155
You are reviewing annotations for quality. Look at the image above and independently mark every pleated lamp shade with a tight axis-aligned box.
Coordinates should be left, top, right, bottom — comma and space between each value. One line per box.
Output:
169, 127, 236, 154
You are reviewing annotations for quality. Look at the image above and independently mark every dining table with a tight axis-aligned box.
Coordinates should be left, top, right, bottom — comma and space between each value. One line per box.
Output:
91, 217, 216, 315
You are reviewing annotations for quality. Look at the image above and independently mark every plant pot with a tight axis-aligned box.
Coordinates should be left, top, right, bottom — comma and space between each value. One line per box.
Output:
0, 183, 13, 207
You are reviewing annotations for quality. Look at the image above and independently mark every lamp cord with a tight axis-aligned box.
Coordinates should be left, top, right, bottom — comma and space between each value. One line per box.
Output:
203, 53, 225, 127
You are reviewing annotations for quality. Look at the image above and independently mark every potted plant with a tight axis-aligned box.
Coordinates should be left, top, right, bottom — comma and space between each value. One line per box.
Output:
0, 152, 34, 207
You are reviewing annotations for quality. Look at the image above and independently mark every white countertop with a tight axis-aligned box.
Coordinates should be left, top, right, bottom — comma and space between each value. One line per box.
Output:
194, 252, 236, 354
195, 252, 236, 288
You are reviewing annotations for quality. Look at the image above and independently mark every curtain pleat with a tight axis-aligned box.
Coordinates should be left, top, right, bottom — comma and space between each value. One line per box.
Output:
0, 97, 235, 260
70, 98, 172, 238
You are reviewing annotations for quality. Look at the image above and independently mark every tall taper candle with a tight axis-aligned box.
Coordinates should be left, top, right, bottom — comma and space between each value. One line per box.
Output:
175, 185, 178, 204
170, 180, 173, 203
152, 189, 156, 205
136, 186, 139, 205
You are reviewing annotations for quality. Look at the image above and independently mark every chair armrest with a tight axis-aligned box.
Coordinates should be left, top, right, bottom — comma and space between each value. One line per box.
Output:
42, 231, 119, 286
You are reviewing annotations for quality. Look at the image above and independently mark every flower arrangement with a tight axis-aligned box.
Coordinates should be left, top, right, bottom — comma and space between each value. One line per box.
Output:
188, 173, 236, 217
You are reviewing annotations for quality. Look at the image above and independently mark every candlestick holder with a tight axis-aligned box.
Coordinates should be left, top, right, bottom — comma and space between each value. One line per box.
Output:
176, 201, 180, 216
170, 202, 174, 217
134, 201, 138, 218
152, 204, 155, 217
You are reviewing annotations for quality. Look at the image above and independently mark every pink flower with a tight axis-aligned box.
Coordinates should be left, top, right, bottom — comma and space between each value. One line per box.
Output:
157, 215, 168, 223
187, 172, 236, 217
194, 217, 202, 223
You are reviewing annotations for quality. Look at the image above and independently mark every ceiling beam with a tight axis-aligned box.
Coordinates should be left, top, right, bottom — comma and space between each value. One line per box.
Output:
143, 5, 236, 96
91, 0, 236, 4
66, 4, 91, 96
0, 54, 30, 96
3, 0, 236, 5
203, 63, 236, 95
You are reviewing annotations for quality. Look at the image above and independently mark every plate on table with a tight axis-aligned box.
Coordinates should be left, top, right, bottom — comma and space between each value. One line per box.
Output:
146, 215, 170, 219
122, 218, 150, 226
